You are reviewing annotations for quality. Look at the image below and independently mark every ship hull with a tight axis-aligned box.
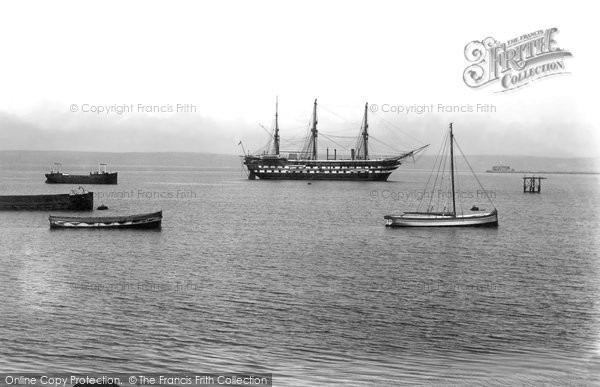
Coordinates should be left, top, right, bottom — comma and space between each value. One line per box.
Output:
0, 192, 94, 211
45, 172, 118, 184
49, 211, 162, 229
252, 171, 392, 181
244, 157, 402, 181
384, 209, 498, 227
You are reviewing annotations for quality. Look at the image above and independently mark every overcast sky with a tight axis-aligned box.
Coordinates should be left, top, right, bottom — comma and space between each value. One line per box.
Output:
0, 0, 597, 157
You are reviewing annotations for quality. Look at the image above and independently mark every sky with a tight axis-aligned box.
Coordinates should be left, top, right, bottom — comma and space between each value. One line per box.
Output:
0, 0, 597, 157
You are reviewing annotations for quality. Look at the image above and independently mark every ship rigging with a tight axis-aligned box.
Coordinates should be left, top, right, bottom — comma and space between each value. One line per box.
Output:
241, 99, 428, 181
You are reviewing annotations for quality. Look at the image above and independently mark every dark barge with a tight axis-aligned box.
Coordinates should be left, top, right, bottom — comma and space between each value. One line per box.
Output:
0, 190, 94, 211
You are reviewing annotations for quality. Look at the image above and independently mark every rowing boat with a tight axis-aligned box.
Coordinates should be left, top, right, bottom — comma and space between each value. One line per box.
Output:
49, 211, 162, 229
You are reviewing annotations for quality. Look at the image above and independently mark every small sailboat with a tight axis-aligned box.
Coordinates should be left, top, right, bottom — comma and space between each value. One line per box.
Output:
384, 123, 498, 227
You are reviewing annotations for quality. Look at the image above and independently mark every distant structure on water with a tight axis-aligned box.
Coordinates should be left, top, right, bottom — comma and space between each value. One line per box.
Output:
486, 164, 515, 173
523, 176, 547, 193
242, 99, 427, 181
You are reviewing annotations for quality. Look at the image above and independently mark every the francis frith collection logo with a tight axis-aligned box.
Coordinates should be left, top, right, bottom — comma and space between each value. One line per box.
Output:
463, 28, 572, 92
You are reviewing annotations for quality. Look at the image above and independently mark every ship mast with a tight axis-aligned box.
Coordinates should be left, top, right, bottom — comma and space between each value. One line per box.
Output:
449, 123, 456, 216
311, 99, 318, 160
274, 97, 280, 155
362, 102, 369, 160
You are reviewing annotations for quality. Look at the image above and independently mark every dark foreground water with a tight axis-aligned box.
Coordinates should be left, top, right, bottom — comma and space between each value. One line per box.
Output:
0, 154, 599, 386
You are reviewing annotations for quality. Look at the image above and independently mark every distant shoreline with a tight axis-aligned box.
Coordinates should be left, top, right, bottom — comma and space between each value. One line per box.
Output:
1, 150, 598, 175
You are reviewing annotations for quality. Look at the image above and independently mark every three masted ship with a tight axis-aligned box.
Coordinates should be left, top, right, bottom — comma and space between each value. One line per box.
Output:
242, 100, 427, 181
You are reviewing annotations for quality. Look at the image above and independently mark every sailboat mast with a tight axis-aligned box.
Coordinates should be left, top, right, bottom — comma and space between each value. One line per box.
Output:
363, 102, 369, 160
449, 123, 456, 215
311, 99, 318, 160
274, 97, 280, 155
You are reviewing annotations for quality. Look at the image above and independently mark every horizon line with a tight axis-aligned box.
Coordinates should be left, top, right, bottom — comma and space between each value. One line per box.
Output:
0, 149, 599, 160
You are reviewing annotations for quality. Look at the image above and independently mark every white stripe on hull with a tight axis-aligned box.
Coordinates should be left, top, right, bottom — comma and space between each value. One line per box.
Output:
50, 217, 161, 228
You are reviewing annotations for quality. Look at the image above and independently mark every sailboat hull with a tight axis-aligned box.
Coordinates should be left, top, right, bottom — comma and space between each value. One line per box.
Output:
384, 210, 498, 227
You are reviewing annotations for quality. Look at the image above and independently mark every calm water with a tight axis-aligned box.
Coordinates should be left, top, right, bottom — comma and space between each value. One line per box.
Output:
0, 155, 599, 386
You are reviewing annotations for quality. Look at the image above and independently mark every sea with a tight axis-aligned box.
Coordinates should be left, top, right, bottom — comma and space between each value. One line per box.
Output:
0, 151, 599, 386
